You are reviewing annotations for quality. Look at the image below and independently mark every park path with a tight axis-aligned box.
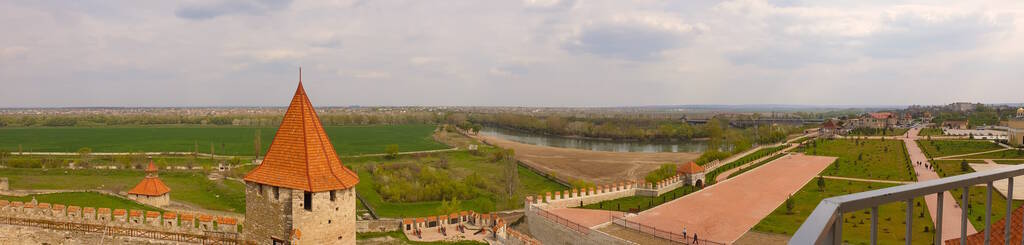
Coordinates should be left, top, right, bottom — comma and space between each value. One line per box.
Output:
715, 143, 797, 182
934, 148, 1010, 160
904, 128, 978, 241
820, 175, 913, 184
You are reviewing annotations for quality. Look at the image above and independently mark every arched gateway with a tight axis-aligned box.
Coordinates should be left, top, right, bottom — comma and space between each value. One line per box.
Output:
242, 71, 360, 245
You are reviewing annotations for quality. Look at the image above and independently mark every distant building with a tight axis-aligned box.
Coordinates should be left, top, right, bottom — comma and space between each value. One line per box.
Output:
1017, 107, 1024, 119
899, 113, 913, 126
126, 161, 171, 207
942, 120, 969, 130
949, 102, 977, 112
1005, 121, 1024, 147
820, 120, 839, 138
849, 112, 896, 129
677, 162, 706, 187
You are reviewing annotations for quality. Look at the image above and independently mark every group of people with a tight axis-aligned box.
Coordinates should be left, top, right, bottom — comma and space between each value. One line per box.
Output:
682, 227, 700, 244
916, 161, 932, 170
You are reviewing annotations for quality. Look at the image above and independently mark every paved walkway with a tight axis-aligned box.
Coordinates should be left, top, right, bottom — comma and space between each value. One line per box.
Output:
545, 208, 624, 228
622, 154, 834, 243
820, 175, 913, 184
905, 128, 978, 241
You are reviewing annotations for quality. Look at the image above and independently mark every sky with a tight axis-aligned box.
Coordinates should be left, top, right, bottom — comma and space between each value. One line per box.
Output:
1, 0, 1023, 107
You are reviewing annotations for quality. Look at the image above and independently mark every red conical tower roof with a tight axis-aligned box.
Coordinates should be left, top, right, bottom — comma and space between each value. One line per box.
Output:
244, 78, 359, 192
145, 161, 158, 173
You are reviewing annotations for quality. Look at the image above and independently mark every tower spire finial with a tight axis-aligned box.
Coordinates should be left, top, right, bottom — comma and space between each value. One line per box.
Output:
299, 67, 302, 83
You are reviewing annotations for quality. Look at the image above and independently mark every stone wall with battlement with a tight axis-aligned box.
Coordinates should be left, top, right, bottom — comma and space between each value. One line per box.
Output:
0, 199, 240, 235
399, 210, 540, 245
525, 174, 691, 210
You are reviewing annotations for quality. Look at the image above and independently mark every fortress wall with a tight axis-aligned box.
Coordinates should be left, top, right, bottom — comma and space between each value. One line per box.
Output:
0, 199, 240, 235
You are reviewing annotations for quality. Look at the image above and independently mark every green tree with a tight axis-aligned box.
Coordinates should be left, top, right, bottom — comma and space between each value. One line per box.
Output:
385, 144, 399, 159
817, 176, 826, 191
77, 147, 92, 164
785, 194, 795, 214
961, 159, 970, 172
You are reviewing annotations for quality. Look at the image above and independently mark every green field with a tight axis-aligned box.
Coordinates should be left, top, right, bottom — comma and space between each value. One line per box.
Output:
0, 124, 448, 156
0, 192, 161, 212
346, 147, 566, 218
704, 145, 787, 185
848, 128, 910, 136
934, 160, 976, 178
754, 179, 933, 244
0, 168, 244, 213
918, 128, 944, 136
916, 140, 1003, 158
580, 185, 698, 212
808, 139, 916, 181
957, 149, 1024, 160
727, 153, 787, 179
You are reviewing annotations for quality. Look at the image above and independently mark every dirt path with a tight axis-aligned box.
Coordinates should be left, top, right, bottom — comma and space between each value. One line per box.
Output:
935, 148, 1011, 160
905, 128, 978, 241
469, 134, 699, 185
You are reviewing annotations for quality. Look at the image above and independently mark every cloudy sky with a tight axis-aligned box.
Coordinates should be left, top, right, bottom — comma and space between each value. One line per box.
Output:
1, 0, 1023, 107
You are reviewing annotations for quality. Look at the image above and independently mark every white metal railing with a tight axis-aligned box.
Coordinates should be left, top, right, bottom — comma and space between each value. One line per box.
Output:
791, 165, 1024, 245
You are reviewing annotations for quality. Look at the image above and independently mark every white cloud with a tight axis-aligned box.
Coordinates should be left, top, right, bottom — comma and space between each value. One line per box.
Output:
1, 0, 1023, 107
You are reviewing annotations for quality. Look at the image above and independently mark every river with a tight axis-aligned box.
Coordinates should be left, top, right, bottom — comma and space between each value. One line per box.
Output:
478, 127, 707, 153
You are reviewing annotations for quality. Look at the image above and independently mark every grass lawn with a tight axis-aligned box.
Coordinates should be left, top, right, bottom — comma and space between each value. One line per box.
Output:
346, 148, 566, 218
916, 140, 1003, 158
958, 149, 1024, 160
579, 185, 699, 212
705, 145, 787, 185
918, 128, 944, 136
934, 160, 976, 178
808, 139, 916, 181
727, 153, 787, 179
949, 186, 1024, 231
848, 128, 910, 137
754, 179, 934, 244
0, 124, 447, 156
0, 168, 245, 213
0, 192, 161, 212
357, 230, 487, 244
994, 160, 1024, 164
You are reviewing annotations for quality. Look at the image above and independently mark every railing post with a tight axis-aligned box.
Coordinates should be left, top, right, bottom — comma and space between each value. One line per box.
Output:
872, 206, 878, 245
835, 212, 843, 244
1007, 177, 1014, 245
987, 182, 994, 244
963, 186, 969, 245
936, 192, 944, 245
906, 198, 913, 245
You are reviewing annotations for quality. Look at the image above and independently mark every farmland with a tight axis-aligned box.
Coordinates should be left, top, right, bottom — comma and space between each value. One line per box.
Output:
0, 124, 448, 156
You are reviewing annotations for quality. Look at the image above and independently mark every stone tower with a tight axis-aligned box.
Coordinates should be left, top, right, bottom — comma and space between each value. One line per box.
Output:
243, 73, 360, 245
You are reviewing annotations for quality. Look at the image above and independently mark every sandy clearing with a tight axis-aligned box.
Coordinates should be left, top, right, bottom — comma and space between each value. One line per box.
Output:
471, 134, 700, 185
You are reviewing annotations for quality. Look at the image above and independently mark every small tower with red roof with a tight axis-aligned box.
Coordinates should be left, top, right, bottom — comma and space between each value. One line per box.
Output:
677, 161, 706, 187
126, 161, 171, 207
243, 70, 359, 245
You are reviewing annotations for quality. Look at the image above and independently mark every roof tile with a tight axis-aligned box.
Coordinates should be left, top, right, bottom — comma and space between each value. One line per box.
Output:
243, 81, 360, 192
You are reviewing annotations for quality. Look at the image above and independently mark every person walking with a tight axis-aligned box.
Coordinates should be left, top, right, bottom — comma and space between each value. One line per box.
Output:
693, 233, 699, 244
682, 227, 687, 240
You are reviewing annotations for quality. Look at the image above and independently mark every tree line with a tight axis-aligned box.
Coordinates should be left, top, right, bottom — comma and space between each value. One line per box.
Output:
0, 112, 445, 127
